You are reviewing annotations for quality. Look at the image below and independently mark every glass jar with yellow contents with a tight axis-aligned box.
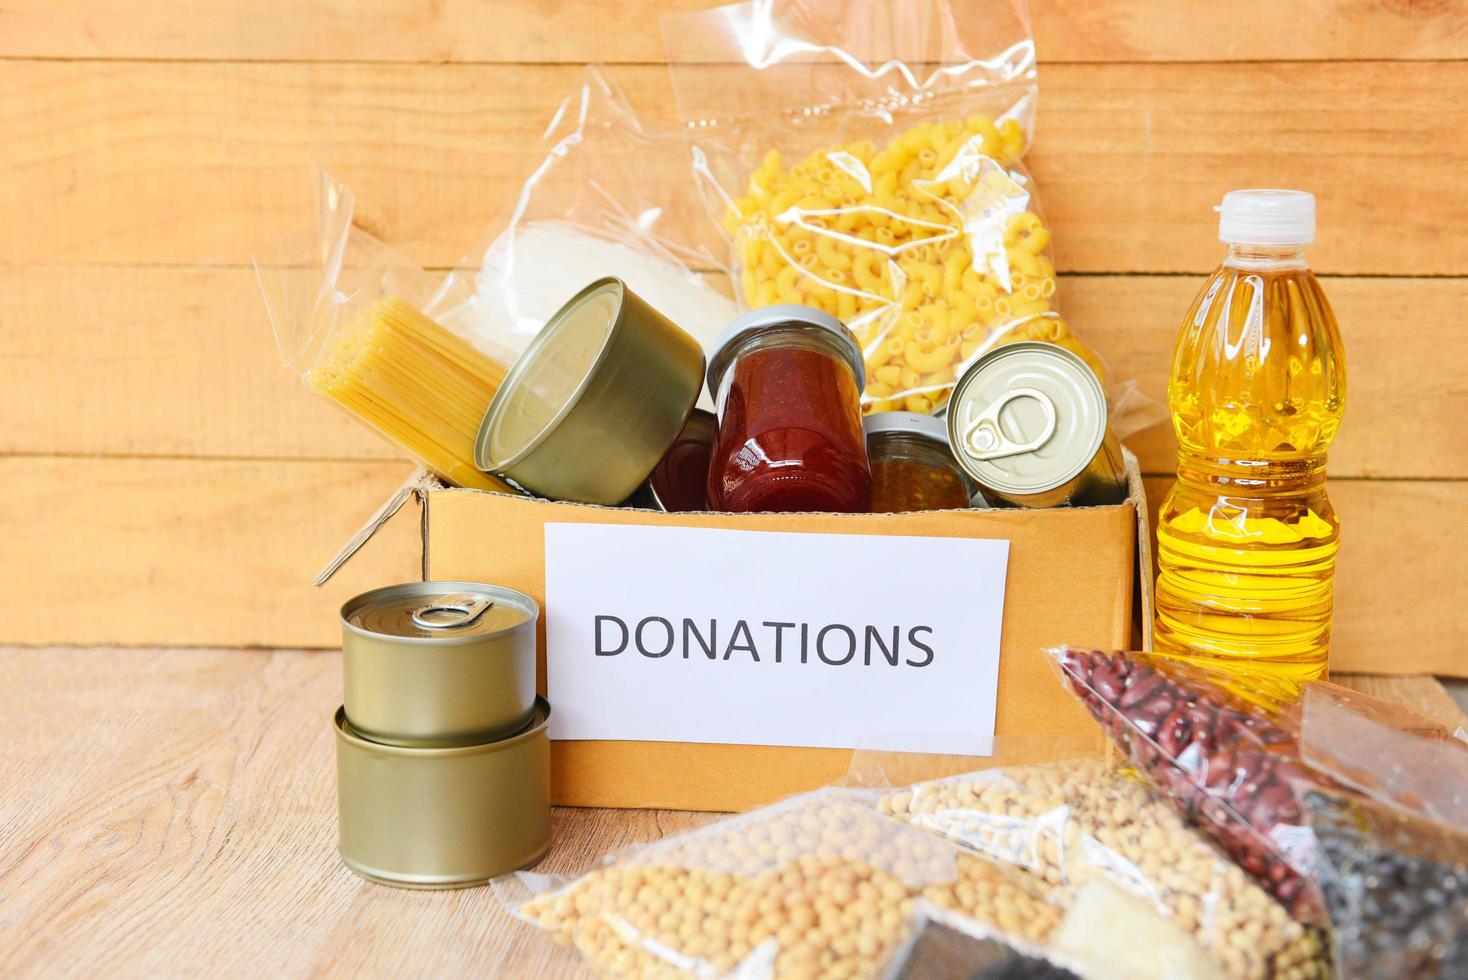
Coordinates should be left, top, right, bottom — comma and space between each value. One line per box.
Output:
864, 411, 982, 513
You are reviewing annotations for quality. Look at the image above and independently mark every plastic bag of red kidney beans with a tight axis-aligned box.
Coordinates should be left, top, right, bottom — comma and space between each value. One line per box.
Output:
1045, 647, 1332, 922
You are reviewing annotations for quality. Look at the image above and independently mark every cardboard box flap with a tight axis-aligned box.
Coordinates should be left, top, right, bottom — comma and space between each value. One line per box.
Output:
1120, 446, 1155, 650
313, 468, 438, 586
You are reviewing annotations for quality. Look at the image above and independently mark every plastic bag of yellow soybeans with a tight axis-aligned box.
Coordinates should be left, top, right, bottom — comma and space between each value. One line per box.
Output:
872, 759, 1330, 980
499, 788, 1064, 979
662, 0, 1152, 432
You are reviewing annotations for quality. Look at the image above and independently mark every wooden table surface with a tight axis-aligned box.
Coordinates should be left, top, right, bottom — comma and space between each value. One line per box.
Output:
2, 646, 1462, 978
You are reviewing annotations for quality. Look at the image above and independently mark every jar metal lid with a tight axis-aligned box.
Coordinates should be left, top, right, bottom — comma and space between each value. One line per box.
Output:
946, 343, 1108, 496
341, 581, 538, 643
706, 304, 866, 396
862, 410, 951, 446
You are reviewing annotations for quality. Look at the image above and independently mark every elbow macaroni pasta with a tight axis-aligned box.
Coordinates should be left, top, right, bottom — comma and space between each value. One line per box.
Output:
722, 115, 1107, 412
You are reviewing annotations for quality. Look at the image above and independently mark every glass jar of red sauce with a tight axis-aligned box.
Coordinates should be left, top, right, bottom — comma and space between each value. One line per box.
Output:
706, 306, 872, 513
864, 411, 983, 513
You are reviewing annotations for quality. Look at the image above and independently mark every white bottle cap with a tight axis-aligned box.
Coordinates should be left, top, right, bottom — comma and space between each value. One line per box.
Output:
1215, 189, 1315, 245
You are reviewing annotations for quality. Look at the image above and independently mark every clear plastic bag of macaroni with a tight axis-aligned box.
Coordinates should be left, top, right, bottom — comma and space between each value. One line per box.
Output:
661, 0, 1161, 435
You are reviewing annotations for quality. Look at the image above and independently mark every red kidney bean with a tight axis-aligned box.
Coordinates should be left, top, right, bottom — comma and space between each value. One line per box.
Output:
1119, 673, 1162, 709
1053, 647, 1335, 921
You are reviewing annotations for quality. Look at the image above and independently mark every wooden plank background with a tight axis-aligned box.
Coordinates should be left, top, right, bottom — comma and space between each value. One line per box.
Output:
1, 0, 1465, 675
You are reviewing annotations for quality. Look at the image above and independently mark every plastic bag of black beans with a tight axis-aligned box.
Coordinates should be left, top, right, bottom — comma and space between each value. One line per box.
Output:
1301, 789, 1468, 980
502, 789, 1065, 979
872, 758, 1328, 979
1046, 647, 1334, 922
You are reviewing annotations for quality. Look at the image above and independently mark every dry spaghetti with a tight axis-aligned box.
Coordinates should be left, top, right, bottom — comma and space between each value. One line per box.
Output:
308, 297, 511, 492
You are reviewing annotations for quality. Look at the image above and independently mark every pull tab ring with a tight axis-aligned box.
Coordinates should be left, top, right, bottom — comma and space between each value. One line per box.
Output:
411, 594, 494, 630
960, 387, 1058, 461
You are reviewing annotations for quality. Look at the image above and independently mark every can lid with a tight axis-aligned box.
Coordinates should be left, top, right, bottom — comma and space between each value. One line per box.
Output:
1216, 189, 1315, 246
706, 305, 865, 396
947, 343, 1108, 495
475, 277, 624, 473
862, 410, 950, 446
342, 582, 537, 641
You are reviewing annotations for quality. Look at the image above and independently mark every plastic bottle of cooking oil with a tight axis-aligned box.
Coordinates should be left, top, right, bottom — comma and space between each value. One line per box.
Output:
1153, 190, 1346, 702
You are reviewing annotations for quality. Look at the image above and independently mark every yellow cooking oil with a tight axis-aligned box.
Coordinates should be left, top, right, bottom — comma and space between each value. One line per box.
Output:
1153, 190, 1346, 700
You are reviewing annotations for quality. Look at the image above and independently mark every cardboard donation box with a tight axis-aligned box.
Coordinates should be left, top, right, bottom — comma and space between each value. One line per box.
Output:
336, 454, 1150, 812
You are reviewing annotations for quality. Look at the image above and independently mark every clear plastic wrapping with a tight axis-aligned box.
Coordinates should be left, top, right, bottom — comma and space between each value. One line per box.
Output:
1297, 682, 1468, 827
1301, 789, 1468, 979
430, 66, 736, 393
1047, 647, 1327, 921
254, 173, 511, 491
874, 758, 1326, 979
257, 70, 734, 481
504, 788, 1064, 978
662, 0, 1157, 435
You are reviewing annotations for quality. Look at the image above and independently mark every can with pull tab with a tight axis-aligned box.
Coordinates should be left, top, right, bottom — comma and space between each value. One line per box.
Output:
947, 342, 1126, 508
340, 581, 539, 746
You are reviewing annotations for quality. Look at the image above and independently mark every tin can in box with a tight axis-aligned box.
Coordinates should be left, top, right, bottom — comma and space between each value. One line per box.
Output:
474, 277, 705, 505
341, 582, 538, 747
947, 342, 1127, 508
335, 699, 551, 888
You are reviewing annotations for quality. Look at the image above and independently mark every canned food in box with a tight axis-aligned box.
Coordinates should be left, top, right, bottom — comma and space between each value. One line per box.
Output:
475, 277, 705, 505
947, 342, 1126, 508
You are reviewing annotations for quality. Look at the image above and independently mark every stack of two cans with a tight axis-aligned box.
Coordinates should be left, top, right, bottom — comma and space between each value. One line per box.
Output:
334, 582, 551, 888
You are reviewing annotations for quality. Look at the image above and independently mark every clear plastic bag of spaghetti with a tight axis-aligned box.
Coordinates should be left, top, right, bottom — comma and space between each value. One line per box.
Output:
662, 0, 1157, 433
499, 788, 1065, 978
430, 65, 737, 405
254, 172, 511, 492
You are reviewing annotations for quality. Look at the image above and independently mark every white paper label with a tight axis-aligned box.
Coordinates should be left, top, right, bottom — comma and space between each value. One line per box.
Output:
543, 523, 1009, 753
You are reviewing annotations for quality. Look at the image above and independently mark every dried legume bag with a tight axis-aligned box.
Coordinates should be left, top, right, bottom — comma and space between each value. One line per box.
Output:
1302, 790, 1468, 980
504, 789, 1063, 979
875, 758, 1326, 979
1047, 648, 1331, 921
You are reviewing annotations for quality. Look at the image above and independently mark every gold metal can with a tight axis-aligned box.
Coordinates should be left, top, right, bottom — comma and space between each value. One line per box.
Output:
334, 698, 551, 889
341, 582, 538, 746
947, 342, 1127, 508
474, 277, 706, 505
